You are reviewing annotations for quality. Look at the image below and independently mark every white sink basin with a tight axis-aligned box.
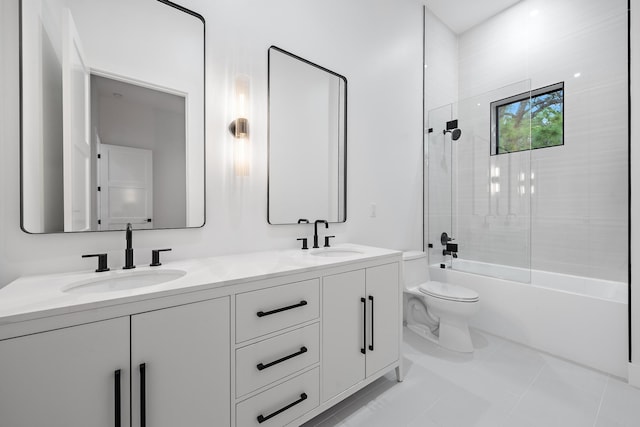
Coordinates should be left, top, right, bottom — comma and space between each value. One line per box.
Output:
310, 248, 364, 257
64, 269, 186, 294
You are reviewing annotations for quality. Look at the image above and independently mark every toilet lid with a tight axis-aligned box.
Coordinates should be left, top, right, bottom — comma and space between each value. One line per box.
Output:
418, 281, 479, 302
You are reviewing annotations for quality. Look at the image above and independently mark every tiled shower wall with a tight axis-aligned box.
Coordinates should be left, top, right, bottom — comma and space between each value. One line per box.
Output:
452, 0, 628, 282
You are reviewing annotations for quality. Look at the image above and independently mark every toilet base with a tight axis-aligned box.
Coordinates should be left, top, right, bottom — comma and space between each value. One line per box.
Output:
407, 323, 439, 345
407, 317, 475, 353
403, 279, 478, 354
438, 317, 474, 353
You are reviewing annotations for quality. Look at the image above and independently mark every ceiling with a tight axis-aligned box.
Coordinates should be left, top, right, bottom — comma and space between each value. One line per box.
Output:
426, 0, 523, 34
93, 75, 185, 114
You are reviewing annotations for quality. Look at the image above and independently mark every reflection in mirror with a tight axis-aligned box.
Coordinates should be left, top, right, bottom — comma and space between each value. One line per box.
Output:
20, 0, 205, 233
268, 46, 347, 224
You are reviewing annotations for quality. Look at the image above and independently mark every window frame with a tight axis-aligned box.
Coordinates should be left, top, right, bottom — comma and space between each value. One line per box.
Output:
490, 82, 565, 156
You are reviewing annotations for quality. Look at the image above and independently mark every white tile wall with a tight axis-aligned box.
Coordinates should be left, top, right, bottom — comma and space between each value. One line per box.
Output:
432, 0, 629, 283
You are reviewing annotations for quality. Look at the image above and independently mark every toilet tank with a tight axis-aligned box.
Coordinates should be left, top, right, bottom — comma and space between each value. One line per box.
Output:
402, 251, 429, 288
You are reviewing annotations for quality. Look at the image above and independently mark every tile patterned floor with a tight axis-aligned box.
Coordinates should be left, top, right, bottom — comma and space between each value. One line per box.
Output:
303, 328, 640, 427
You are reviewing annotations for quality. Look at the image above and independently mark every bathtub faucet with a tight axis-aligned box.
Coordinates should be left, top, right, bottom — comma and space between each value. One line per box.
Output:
440, 232, 458, 258
442, 242, 458, 258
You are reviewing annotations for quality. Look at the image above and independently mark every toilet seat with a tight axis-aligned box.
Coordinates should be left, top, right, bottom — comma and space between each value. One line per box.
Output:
418, 281, 479, 303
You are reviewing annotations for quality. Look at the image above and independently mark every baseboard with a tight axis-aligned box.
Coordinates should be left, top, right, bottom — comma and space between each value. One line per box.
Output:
629, 362, 640, 388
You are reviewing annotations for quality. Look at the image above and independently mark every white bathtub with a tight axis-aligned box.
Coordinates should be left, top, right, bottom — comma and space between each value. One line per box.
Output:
430, 260, 629, 378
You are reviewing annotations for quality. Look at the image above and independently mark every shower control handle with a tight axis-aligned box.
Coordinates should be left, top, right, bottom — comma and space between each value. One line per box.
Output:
440, 232, 454, 246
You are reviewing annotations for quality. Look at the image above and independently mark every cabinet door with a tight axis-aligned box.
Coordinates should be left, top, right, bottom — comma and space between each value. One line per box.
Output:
365, 263, 400, 376
0, 317, 130, 427
131, 297, 231, 427
321, 269, 366, 402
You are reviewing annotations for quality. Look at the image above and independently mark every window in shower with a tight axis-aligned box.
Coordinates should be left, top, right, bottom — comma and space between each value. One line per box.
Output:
491, 82, 564, 155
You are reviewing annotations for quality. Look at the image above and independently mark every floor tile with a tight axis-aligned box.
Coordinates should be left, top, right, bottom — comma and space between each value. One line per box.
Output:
595, 376, 640, 426
304, 327, 640, 427
506, 355, 607, 427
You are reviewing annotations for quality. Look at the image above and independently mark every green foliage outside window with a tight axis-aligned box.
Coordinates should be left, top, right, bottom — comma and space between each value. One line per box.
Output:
495, 85, 563, 154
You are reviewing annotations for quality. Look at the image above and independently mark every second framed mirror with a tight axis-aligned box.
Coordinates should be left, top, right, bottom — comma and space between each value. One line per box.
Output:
268, 46, 347, 224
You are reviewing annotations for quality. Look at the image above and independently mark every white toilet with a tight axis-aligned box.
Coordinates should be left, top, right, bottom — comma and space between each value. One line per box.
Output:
403, 251, 479, 353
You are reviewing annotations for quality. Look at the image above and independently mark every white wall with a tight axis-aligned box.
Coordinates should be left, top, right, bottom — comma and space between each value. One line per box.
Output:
424, 9, 458, 113
630, 0, 640, 389
0, 0, 423, 286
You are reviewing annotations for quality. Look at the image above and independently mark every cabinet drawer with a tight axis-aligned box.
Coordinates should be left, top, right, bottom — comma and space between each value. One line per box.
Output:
236, 323, 319, 398
236, 367, 319, 427
236, 279, 319, 342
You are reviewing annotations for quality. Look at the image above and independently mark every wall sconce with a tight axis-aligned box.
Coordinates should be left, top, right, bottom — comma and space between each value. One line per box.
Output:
229, 117, 248, 138
230, 76, 250, 176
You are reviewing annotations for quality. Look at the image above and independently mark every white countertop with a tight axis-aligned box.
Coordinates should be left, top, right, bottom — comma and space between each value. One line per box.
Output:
0, 244, 400, 326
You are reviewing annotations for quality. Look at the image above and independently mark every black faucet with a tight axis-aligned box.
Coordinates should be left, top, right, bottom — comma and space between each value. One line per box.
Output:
123, 223, 135, 269
313, 220, 328, 249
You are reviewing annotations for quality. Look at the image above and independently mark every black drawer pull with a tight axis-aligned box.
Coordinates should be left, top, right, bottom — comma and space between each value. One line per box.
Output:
140, 363, 146, 427
257, 393, 308, 424
361, 297, 366, 354
257, 300, 307, 317
369, 295, 375, 351
257, 346, 308, 371
114, 369, 121, 427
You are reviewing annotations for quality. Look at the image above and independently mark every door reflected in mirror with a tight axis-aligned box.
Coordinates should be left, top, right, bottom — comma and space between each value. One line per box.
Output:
268, 46, 347, 224
20, 0, 205, 233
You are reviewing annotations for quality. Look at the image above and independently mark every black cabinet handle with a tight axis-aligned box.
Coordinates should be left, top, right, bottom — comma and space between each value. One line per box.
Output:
361, 297, 367, 354
257, 300, 307, 317
140, 363, 146, 427
257, 393, 308, 424
114, 369, 121, 427
257, 346, 308, 371
369, 295, 375, 351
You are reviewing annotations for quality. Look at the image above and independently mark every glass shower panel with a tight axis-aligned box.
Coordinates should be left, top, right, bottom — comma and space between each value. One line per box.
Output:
428, 81, 533, 283
427, 104, 454, 267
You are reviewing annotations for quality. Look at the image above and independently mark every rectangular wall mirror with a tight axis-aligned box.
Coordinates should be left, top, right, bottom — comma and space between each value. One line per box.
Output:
268, 46, 347, 224
20, 0, 205, 233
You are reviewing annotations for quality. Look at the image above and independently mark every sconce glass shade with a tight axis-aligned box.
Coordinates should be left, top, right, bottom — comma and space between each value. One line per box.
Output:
232, 75, 250, 176
234, 139, 250, 176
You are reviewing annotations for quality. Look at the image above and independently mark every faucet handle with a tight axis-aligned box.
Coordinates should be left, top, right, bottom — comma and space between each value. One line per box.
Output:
296, 238, 308, 250
150, 248, 172, 267
297, 218, 310, 224
82, 253, 110, 272
324, 236, 335, 248
440, 232, 454, 245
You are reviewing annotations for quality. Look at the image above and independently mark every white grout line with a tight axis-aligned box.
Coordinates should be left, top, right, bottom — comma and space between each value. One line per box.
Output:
592, 375, 610, 427
508, 362, 546, 416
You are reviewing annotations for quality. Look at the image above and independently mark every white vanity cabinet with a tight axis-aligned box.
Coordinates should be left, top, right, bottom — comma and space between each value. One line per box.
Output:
0, 317, 130, 427
0, 245, 402, 427
0, 297, 230, 427
131, 297, 230, 427
321, 263, 400, 402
